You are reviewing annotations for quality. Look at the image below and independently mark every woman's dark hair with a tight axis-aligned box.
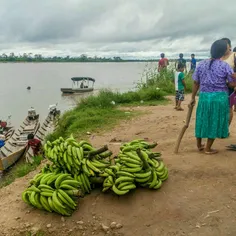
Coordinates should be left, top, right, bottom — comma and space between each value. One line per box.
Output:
179, 53, 183, 58
160, 53, 165, 58
209, 40, 227, 69
221, 38, 231, 47
27, 133, 34, 140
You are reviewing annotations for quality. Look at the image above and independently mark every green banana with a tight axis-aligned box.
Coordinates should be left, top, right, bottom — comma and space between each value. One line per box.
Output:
116, 171, 135, 178
52, 191, 66, 209
80, 173, 89, 193
60, 184, 78, 190
112, 185, 129, 195
134, 171, 152, 179
39, 195, 51, 212
156, 161, 164, 172
153, 179, 162, 189
135, 175, 151, 183
121, 166, 143, 173
40, 191, 53, 197
83, 173, 92, 191
60, 180, 80, 188
22, 191, 31, 205
120, 184, 136, 191
28, 185, 41, 193
149, 171, 157, 188
120, 157, 141, 165
86, 159, 101, 173
57, 191, 76, 210
55, 174, 72, 189
38, 184, 54, 190
115, 176, 134, 185
118, 182, 133, 189
82, 163, 91, 176
29, 191, 37, 207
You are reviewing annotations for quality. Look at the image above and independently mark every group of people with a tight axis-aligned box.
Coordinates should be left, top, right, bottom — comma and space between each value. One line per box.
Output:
158, 38, 236, 154
158, 53, 197, 73
158, 53, 197, 111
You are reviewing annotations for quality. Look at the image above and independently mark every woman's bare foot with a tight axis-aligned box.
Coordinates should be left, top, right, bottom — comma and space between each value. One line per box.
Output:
176, 107, 184, 111
174, 106, 177, 109
205, 149, 218, 155
198, 144, 205, 151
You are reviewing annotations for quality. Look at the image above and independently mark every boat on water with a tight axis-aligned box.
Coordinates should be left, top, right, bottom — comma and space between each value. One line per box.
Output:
25, 104, 60, 163
0, 116, 15, 143
0, 108, 40, 171
61, 77, 95, 94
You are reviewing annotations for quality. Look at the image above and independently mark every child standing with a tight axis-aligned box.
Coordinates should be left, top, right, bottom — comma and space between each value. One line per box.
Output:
174, 64, 186, 111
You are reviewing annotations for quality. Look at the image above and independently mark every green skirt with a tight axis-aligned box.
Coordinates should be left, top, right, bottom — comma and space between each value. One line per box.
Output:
195, 92, 229, 139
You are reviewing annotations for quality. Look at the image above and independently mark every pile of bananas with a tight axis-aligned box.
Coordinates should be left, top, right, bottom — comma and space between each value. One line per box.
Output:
44, 136, 112, 193
22, 172, 83, 216
100, 139, 168, 195
22, 137, 169, 216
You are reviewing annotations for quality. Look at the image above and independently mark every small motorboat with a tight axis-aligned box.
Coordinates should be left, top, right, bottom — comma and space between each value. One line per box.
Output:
25, 104, 60, 163
61, 77, 95, 94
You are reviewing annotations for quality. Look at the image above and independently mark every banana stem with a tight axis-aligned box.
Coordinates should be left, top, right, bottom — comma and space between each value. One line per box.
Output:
147, 142, 158, 149
136, 148, 150, 170
87, 145, 109, 158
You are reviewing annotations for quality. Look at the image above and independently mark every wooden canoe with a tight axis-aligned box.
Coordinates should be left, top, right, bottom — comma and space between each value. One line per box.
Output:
0, 114, 40, 171
61, 88, 94, 94
25, 109, 60, 163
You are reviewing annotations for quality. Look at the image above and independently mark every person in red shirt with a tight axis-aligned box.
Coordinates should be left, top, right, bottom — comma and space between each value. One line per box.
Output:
158, 53, 169, 72
27, 133, 42, 156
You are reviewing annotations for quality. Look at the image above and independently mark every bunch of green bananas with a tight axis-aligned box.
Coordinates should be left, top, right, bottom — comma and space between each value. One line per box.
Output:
44, 136, 112, 177
100, 139, 168, 195
22, 173, 83, 216
41, 163, 66, 174
120, 139, 158, 152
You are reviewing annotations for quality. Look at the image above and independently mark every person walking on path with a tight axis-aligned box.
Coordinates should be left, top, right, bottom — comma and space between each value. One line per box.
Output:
190, 40, 236, 155
158, 53, 169, 72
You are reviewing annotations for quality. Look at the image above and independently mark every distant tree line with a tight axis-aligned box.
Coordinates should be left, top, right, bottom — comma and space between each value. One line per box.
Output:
0, 53, 204, 63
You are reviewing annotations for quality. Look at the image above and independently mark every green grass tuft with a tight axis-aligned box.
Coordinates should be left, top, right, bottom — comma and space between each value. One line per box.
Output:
0, 156, 43, 188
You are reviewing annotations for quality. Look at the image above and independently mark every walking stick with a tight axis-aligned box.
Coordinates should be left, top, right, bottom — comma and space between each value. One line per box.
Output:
174, 103, 195, 153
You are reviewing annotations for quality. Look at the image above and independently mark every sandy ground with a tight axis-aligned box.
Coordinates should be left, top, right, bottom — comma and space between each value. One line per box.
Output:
1, 95, 236, 236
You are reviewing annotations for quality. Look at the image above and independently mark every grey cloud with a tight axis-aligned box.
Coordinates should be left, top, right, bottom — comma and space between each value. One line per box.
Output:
0, 0, 235, 58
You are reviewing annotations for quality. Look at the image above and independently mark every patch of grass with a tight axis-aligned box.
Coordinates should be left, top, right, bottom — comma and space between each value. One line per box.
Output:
139, 66, 193, 94
46, 107, 142, 141
78, 88, 166, 109
0, 156, 43, 188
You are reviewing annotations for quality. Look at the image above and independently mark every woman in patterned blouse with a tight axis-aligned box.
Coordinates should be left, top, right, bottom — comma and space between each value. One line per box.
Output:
190, 40, 236, 154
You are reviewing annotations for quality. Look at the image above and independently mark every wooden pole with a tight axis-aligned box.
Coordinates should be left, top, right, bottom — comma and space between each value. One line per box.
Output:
174, 103, 195, 154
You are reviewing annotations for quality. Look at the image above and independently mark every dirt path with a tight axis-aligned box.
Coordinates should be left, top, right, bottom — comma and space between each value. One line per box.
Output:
1, 95, 236, 236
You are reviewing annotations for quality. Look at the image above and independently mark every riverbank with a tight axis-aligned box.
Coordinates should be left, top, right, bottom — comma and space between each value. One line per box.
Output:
1, 95, 236, 235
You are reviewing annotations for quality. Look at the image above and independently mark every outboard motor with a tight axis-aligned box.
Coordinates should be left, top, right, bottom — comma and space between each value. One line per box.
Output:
28, 108, 37, 120
48, 104, 60, 117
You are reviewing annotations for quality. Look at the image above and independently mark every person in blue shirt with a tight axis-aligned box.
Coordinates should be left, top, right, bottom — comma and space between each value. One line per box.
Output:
190, 54, 196, 72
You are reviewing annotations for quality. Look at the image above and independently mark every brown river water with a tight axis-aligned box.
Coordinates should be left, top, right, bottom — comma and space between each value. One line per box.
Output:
0, 62, 155, 127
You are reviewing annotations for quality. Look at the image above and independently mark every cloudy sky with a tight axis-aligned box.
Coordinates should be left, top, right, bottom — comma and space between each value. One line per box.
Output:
0, 0, 235, 59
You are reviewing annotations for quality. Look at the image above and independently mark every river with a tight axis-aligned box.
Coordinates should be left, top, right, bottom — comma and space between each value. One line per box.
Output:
0, 62, 155, 127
